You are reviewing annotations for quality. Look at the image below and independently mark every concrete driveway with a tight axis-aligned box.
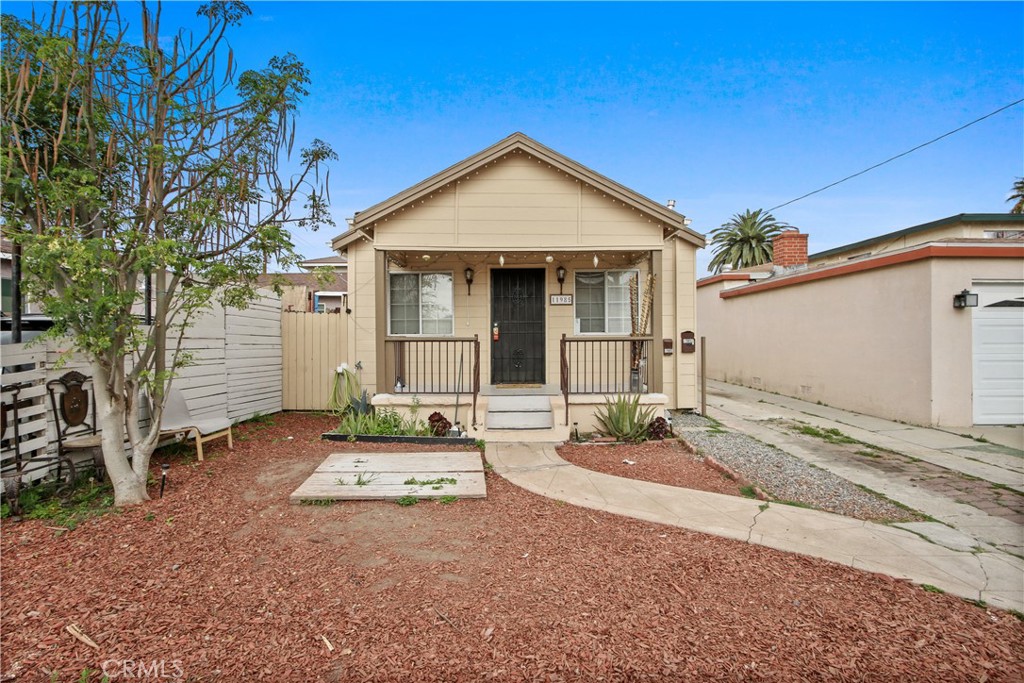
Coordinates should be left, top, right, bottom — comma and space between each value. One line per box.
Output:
703, 380, 1024, 558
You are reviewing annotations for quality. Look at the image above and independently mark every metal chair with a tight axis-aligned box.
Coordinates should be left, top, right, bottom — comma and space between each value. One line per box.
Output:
46, 371, 101, 477
3, 380, 77, 513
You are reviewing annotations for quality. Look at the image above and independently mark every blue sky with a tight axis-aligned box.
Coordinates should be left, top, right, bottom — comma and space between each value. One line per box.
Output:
9, 2, 1023, 274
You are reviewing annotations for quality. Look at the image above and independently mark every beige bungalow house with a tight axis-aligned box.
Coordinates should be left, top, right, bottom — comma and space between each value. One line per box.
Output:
329, 133, 705, 438
697, 214, 1024, 428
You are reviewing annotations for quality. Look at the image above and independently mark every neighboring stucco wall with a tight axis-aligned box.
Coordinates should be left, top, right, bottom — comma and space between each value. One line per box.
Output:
698, 254, 1024, 427
928, 258, 1024, 426
697, 259, 936, 425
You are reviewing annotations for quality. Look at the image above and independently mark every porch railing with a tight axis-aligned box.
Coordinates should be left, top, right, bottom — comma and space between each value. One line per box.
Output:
384, 335, 480, 426
559, 335, 653, 425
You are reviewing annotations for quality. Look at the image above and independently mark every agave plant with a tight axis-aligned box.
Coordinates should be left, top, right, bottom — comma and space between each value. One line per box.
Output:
595, 394, 655, 443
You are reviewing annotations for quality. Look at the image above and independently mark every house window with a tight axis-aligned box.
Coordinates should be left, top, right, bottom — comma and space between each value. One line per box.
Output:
389, 272, 454, 335
574, 270, 638, 334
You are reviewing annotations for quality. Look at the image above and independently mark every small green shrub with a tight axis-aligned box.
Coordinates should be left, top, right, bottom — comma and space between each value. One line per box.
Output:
395, 496, 419, 506
595, 394, 654, 443
335, 407, 429, 437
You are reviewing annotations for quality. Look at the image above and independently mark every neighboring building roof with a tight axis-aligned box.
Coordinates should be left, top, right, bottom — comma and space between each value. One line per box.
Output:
331, 132, 705, 250
808, 213, 1024, 261
256, 271, 347, 292
299, 255, 348, 268
713, 239, 1024, 299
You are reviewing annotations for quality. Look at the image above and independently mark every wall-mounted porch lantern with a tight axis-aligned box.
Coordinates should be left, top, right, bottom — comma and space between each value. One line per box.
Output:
556, 266, 567, 294
953, 289, 979, 309
465, 267, 475, 296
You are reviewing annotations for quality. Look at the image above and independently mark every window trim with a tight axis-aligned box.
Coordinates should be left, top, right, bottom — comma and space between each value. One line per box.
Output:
573, 269, 640, 336
387, 270, 455, 336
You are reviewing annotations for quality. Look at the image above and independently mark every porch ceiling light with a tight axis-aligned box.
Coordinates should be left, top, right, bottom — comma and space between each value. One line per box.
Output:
465, 267, 475, 296
545, 255, 554, 263
499, 254, 505, 267
953, 289, 978, 309
593, 254, 599, 268
556, 266, 567, 294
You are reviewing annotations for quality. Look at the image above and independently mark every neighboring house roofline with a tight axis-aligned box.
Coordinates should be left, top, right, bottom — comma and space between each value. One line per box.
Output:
331, 132, 706, 250
808, 213, 1024, 261
719, 241, 1024, 299
299, 255, 348, 268
696, 272, 771, 288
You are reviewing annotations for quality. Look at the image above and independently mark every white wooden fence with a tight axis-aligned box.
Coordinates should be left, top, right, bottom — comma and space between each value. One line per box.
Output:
0, 289, 281, 485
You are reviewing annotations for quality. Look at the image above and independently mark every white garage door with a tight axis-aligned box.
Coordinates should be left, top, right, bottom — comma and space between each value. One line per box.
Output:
972, 282, 1024, 425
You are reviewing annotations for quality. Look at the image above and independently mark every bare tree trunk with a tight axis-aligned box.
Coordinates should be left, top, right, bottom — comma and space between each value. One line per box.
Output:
91, 360, 149, 505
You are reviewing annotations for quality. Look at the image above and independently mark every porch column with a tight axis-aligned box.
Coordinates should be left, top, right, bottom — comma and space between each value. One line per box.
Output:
650, 250, 663, 393
375, 249, 388, 394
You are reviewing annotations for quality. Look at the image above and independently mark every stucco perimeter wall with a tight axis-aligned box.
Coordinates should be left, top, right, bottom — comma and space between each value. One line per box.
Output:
697, 260, 936, 425
929, 257, 1024, 426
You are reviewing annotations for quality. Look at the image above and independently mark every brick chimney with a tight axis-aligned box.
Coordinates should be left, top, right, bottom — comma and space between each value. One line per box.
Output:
772, 229, 808, 269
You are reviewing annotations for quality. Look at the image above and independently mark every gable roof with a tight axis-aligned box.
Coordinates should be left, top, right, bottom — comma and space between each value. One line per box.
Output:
299, 255, 348, 268
809, 213, 1024, 261
331, 132, 705, 250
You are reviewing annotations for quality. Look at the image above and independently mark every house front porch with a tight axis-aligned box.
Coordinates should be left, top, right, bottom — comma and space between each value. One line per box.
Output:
368, 249, 672, 440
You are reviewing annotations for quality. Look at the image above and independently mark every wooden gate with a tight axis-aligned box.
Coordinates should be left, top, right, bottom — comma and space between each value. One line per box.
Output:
281, 312, 348, 410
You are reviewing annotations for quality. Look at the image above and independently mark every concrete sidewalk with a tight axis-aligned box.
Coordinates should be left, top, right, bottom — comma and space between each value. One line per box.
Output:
486, 442, 1024, 612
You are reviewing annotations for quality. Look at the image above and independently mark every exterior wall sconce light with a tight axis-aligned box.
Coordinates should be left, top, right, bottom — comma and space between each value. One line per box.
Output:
465, 267, 475, 296
953, 289, 979, 309
556, 266, 567, 294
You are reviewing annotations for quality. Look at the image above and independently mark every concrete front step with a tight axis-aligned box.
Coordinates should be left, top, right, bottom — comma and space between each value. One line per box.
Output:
483, 424, 571, 443
487, 395, 552, 413
486, 411, 554, 430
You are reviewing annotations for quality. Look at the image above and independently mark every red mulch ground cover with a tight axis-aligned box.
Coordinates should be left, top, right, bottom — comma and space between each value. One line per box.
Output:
2, 413, 1021, 682
557, 439, 744, 496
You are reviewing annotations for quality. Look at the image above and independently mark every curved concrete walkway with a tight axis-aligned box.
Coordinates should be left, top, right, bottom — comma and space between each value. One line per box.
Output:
486, 442, 1024, 612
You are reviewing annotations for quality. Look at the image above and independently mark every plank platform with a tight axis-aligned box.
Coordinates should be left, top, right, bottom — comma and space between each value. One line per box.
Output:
290, 451, 486, 503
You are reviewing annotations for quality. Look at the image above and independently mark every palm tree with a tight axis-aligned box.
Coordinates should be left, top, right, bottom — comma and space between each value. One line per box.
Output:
1008, 178, 1024, 214
707, 209, 792, 274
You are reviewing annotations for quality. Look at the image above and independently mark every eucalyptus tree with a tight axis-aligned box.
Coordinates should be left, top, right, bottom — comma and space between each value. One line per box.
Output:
707, 209, 791, 274
1, 1, 335, 505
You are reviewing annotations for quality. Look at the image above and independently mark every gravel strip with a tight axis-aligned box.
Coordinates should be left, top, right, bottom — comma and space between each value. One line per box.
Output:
674, 414, 919, 522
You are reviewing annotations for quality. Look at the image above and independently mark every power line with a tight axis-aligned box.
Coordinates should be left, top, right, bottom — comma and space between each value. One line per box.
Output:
767, 98, 1024, 213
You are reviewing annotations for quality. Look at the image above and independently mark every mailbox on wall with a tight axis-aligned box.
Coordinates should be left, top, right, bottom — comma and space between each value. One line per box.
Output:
663, 338, 673, 355
680, 331, 696, 353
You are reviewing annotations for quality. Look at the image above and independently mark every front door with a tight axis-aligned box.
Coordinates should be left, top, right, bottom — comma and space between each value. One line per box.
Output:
491, 268, 545, 384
